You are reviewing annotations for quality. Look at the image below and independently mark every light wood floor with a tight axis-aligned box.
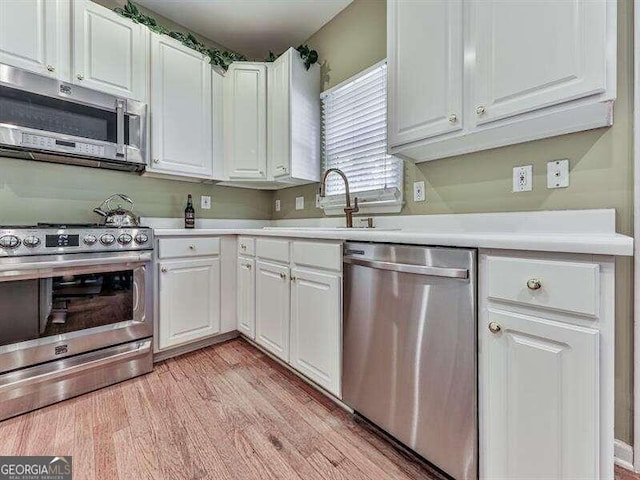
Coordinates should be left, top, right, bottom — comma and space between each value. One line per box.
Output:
0, 339, 449, 480
0, 338, 637, 480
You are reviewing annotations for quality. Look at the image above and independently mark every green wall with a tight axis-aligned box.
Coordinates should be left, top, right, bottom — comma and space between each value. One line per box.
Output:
272, 0, 636, 444
0, 157, 272, 224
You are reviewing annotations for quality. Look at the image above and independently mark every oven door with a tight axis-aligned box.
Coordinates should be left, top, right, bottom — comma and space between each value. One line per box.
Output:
0, 251, 153, 373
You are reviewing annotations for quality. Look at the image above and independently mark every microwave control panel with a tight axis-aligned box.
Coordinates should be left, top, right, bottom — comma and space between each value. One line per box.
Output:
22, 133, 106, 157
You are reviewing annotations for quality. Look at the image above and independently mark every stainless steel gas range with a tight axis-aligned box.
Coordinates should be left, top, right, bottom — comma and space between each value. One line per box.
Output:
0, 223, 154, 420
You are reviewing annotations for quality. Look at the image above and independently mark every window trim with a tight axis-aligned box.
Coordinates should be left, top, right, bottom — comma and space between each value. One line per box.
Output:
319, 60, 404, 215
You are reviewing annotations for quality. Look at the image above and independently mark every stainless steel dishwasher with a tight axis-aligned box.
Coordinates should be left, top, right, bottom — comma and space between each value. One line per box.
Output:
343, 242, 477, 480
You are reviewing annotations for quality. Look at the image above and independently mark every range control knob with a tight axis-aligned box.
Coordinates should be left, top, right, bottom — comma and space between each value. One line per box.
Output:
118, 233, 133, 245
83, 234, 97, 245
100, 234, 116, 246
0, 235, 20, 249
134, 233, 149, 245
23, 236, 41, 248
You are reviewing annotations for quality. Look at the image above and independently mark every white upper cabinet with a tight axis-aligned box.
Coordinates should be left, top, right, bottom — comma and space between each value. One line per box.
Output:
387, 0, 463, 147
149, 33, 213, 179
472, 0, 607, 126
72, 0, 147, 100
0, 0, 70, 79
224, 63, 268, 180
388, 0, 616, 162
268, 48, 321, 184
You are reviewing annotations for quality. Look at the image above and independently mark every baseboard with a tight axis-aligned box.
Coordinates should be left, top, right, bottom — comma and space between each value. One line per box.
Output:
615, 439, 635, 472
153, 331, 240, 362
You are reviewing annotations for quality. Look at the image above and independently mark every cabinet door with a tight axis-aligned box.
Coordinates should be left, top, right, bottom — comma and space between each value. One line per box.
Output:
290, 268, 341, 397
387, 0, 463, 147
72, 0, 146, 100
237, 257, 255, 339
268, 51, 291, 178
481, 309, 599, 480
472, 0, 607, 125
158, 258, 220, 350
150, 34, 213, 178
224, 63, 267, 180
255, 260, 289, 361
0, 0, 68, 78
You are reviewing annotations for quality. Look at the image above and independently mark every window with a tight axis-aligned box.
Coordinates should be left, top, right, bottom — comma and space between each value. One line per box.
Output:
320, 60, 403, 214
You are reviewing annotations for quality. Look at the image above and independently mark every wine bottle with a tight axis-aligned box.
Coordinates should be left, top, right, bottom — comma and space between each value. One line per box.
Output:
184, 194, 195, 229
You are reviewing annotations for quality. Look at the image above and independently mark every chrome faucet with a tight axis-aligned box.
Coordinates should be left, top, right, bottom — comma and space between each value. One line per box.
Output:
319, 168, 359, 228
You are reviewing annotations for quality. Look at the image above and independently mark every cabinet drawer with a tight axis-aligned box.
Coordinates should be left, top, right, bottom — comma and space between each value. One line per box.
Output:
256, 238, 289, 263
293, 241, 342, 272
486, 257, 599, 317
237, 236, 255, 256
158, 237, 220, 259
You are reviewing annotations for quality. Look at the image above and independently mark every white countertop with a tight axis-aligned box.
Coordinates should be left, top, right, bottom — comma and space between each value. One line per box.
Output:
145, 209, 634, 256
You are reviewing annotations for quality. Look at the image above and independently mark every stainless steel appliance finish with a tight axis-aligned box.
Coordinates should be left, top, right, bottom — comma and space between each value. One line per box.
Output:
0, 64, 146, 172
0, 223, 154, 420
343, 242, 477, 480
93, 193, 140, 227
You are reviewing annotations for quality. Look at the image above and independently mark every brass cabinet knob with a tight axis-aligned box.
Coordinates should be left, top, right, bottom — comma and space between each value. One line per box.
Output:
527, 278, 542, 290
189, 245, 196, 250
161, 267, 167, 273
290, 276, 296, 282
153, 158, 160, 164
246, 264, 252, 270
476, 105, 486, 115
448, 113, 457, 123
241, 244, 247, 250
47, 65, 55, 72
279, 272, 287, 280
76, 73, 84, 80
488, 322, 501, 334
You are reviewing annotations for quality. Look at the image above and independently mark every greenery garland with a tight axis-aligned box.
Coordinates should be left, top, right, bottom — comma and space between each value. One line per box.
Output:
114, 1, 318, 71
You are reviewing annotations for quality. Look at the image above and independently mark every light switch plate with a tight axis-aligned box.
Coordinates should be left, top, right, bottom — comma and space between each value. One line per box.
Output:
513, 165, 533, 192
547, 159, 569, 189
295, 196, 304, 210
275, 199, 281, 212
413, 181, 426, 202
200, 195, 211, 209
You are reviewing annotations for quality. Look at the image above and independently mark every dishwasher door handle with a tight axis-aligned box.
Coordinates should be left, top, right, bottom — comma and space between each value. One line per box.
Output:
343, 256, 468, 279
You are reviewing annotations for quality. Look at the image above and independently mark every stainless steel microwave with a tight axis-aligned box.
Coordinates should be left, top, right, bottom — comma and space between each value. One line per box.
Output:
0, 64, 147, 172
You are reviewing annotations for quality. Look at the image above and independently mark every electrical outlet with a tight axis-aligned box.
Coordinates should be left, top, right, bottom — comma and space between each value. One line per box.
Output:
547, 159, 569, 189
413, 181, 426, 202
275, 199, 281, 212
200, 195, 211, 209
512, 165, 533, 192
295, 196, 304, 210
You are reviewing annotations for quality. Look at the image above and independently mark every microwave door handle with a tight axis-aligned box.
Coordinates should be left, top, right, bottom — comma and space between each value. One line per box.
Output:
116, 99, 126, 157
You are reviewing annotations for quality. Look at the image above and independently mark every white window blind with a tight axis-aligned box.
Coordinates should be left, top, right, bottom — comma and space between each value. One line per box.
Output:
320, 61, 403, 211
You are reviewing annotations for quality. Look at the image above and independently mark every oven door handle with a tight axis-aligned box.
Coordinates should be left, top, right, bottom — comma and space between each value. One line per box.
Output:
0, 252, 152, 276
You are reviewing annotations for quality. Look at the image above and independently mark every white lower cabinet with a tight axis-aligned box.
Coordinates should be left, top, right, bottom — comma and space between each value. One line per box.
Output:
237, 256, 255, 339
158, 257, 221, 350
290, 268, 341, 397
243, 238, 342, 397
255, 260, 290, 361
482, 309, 599, 479
480, 250, 614, 480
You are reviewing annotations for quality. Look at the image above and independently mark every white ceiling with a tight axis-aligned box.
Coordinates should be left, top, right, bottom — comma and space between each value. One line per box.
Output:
135, 0, 353, 59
